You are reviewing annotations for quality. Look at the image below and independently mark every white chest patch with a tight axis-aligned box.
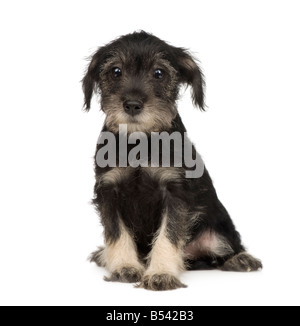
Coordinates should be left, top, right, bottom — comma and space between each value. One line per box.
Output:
99, 167, 135, 186
142, 167, 184, 184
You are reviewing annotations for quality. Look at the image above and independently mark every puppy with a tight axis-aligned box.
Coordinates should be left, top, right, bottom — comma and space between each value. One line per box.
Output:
82, 31, 262, 291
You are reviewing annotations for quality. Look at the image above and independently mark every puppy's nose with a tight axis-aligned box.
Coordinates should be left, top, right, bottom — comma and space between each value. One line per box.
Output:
123, 100, 143, 116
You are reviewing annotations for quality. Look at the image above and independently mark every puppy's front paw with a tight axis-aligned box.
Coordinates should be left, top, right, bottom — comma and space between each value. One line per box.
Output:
139, 273, 187, 291
105, 267, 144, 283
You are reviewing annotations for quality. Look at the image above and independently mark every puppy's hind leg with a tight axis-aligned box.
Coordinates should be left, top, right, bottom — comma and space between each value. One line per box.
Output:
185, 231, 262, 272
220, 252, 262, 272
89, 247, 105, 267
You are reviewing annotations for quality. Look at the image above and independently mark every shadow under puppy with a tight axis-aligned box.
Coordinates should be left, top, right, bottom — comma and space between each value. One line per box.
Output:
82, 31, 262, 291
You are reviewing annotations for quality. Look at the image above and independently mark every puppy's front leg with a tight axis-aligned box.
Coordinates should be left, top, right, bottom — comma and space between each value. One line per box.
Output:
104, 219, 145, 283
91, 169, 145, 283
103, 218, 145, 283
91, 216, 145, 283
141, 209, 186, 291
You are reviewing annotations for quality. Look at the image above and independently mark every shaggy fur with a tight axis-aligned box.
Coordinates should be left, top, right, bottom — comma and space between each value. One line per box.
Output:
83, 31, 262, 291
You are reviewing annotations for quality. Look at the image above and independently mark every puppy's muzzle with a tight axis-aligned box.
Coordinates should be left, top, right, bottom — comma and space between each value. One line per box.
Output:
123, 100, 144, 116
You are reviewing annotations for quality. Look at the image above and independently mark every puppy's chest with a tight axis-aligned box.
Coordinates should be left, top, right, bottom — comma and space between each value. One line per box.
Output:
101, 167, 184, 252
99, 166, 185, 214
99, 166, 184, 193
99, 166, 186, 255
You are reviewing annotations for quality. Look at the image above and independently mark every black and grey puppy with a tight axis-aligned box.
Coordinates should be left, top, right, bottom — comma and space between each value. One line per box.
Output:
83, 31, 262, 291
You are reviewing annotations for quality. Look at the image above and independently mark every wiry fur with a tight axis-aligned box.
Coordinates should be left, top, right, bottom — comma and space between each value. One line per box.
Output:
83, 31, 262, 291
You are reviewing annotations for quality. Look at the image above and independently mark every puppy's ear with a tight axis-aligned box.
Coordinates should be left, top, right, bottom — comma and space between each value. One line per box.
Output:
82, 49, 104, 111
176, 48, 206, 110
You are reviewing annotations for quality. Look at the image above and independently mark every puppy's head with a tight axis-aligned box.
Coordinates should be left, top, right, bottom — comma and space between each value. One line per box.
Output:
82, 31, 205, 133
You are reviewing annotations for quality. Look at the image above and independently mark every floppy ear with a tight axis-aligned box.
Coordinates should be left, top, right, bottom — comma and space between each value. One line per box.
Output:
176, 48, 206, 110
82, 49, 104, 111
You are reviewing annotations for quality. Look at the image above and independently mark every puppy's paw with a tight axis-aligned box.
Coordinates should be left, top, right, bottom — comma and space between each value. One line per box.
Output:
89, 247, 105, 267
105, 266, 144, 283
220, 252, 263, 272
139, 273, 187, 291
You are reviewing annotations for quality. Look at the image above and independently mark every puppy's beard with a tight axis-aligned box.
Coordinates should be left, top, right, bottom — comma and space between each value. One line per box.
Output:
104, 110, 145, 133
104, 104, 177, 134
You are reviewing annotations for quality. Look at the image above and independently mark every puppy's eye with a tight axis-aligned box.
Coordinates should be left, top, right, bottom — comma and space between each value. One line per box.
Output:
112, 67, 122, 78
154, 69, 164, 79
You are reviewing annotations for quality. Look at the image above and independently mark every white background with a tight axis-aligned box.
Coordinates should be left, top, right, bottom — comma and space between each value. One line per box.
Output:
0, 0, 299, 306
